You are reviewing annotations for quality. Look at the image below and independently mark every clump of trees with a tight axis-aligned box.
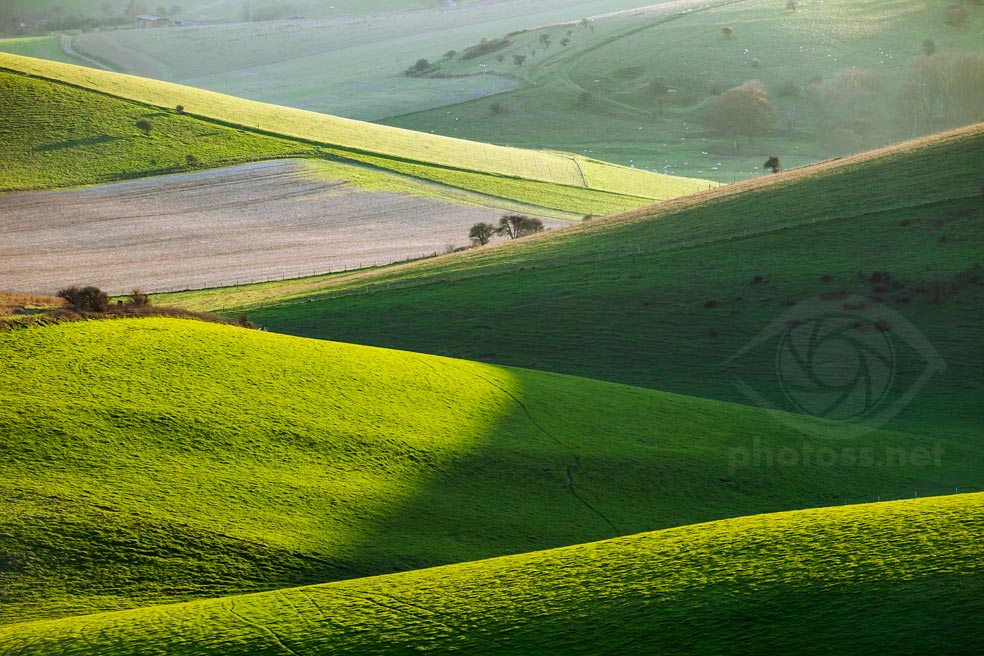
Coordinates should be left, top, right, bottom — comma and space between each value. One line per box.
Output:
58, 286, 109, 313
808, 67, 885, 152
469, 214, 544, 246
898, 50, 984, 136
702, 80, 776, 149
405, 58, 433, 76
460, 37, 511, 61
764, 156, 781, 173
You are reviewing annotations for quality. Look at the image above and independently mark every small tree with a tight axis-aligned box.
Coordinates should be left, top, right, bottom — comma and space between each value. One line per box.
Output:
786, 1, 797, 12
444, 49, 456, 59
129, 288, 150, 308
57, 286, 109, 312
490, 102, 504, 115
513, 54, 526, 66
944, 3, 969, 25
702, 80, 776, 149
469, 222, 497, 246
539, 33, 551, 48
764, 156, 781, 173
135, 119, 153, 136
175, 104, 185, 114
580, 18, 589, 28
921, 38, 936, 56
721, 26, 734, 39
185, 154, 199, 166
560, 37, 571, 46
495, 54, 505, 63
497, 214, 543, 239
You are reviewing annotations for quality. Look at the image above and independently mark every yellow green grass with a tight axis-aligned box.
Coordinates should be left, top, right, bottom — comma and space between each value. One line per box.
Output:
2, 318, 978, 625
2, 492, 981, 654
0, 52, 712, 214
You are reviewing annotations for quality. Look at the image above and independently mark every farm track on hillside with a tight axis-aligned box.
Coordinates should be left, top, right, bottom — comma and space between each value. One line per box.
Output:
0, 160, 569, 295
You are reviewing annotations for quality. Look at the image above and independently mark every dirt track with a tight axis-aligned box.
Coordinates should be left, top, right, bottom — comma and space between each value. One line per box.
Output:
1, 160, 562, 295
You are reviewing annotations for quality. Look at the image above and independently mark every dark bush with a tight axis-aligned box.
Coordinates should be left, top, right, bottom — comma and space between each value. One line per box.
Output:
129, 289, 150, 308
704, 300, 719, 308
460, 37, 511, 60
57, 286, 109, 312
175, 104, 185, 114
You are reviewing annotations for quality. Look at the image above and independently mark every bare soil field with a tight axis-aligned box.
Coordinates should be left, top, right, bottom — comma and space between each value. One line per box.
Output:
0, 160, 565, 295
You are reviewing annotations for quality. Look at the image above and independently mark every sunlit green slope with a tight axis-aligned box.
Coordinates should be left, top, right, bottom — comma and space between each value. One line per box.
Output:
0, 52, 712, 214
167, 123, 984, 439
3, 493, 981, 655
2, 318, 978, 624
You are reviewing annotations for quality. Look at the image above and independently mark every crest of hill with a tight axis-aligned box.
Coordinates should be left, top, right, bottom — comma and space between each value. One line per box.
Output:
167, 123, 984, 439
2, 492, 981, 655
0, 52, 711, 203
2, 318, 979, 624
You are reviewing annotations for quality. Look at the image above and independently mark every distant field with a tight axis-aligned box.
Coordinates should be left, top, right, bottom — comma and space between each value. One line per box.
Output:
0, 36, 80, 65
3, 492, 981, 654
0, 55, 711, 214
0, 160, 571, 295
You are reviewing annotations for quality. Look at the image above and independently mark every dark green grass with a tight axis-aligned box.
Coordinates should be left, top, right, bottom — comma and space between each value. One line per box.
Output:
2, 493, 981, 655
191, 124, 984, 440
2, 318, 979, 625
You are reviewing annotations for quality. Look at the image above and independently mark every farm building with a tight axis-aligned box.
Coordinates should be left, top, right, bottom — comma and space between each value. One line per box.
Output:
134, 15, 172, 28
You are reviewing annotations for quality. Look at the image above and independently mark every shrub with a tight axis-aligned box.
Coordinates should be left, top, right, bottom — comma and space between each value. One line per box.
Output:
175, 104, 185, 114
721, 26, 734, 39
57, 286, 109, 312
703, 300, 719, 308
185, 154, 199, 166
129, 289, 150, 308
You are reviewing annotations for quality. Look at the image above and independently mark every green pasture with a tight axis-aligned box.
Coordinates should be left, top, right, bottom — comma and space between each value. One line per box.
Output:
3, 492, 981, 654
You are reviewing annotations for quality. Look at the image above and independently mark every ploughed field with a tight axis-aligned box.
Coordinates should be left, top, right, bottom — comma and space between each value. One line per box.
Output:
0, 160, 566, 295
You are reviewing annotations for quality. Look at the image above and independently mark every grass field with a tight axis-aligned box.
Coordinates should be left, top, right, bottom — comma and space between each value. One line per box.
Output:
2, 318, 979, 626
384, 0, 984, 181
160, 123, 984, 441
0, 54, 711, 213
2, 492, 981, 654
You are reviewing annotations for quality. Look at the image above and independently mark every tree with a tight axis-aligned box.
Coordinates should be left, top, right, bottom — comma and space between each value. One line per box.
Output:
175, 104, 184, 113
721, 26, 734, 39
944, 3, 969, 25
764, 156, 781, 173
947, 52, 984, 124
650, 76, 669, 115
921, 38, 936, 56
408, 58, 431, 74
58, 286, 109, 312
812, 67, 884, 146
497, 214, 544, 239
135, 119, 153, 135
539, 33, 551, 48
489, 102, 504, 114
560, 37, 570, 46
444, 49, 456, 59
513, 54, 526, 66
469, 222, 497, 246
786, 1, 797, 12
702, 80, 776, 149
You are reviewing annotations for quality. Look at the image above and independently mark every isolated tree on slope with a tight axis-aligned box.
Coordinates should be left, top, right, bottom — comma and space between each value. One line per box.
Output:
702, 80, 776, 149
135, 119, 153, 136
497, 214, 543, 239
469, 222, 497, 246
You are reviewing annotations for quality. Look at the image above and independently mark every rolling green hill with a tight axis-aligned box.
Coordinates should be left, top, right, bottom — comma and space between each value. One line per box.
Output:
2, 492, 981, 655
0, 52, 712, 215
164, 122, 984, 440
2, 318, 979, 625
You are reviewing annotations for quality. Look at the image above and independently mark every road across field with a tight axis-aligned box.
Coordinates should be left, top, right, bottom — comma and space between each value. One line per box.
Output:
0, 160, 565, 295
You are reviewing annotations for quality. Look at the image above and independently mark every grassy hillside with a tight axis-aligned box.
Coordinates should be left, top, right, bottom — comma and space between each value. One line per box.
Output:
3, 493, 981, 654
163, 123, 984, 439
2, 318, 979, 625
0, 52, 712, 214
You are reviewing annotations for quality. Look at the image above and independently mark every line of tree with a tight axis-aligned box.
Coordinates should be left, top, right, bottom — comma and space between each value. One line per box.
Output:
469, 214, 544, 246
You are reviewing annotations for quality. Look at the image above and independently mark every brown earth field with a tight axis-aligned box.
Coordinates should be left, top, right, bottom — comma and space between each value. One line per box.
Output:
0, 159, 569, 295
